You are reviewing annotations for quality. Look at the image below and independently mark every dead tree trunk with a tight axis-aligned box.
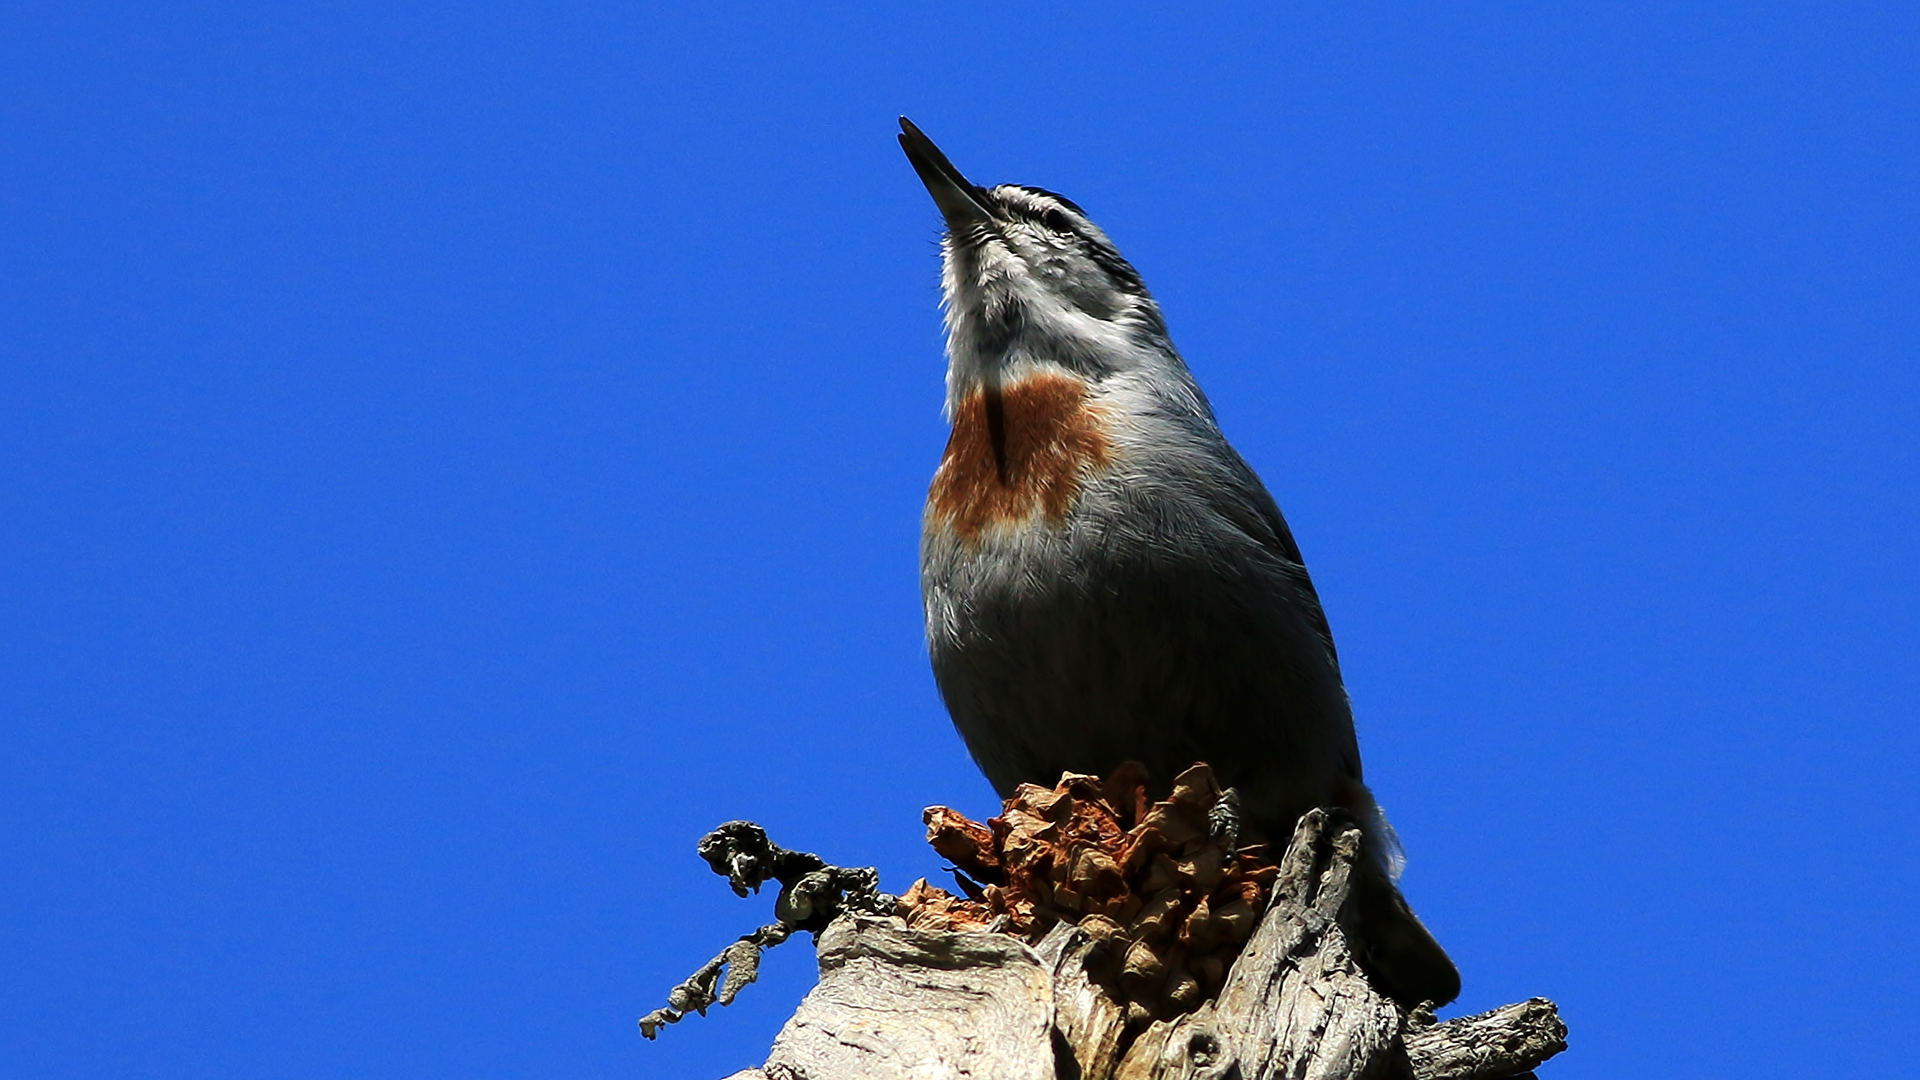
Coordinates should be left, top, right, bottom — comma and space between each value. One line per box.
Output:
714, 809, 1566, 1080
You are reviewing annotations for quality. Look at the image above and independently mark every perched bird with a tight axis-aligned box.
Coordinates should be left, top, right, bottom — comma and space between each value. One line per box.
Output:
899, 117, 1460, 1008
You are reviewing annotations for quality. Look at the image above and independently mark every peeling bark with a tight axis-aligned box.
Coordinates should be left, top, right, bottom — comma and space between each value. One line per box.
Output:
653, 794, 1566, 1080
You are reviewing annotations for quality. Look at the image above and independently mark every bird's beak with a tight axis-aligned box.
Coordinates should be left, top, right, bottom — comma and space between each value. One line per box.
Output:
898, 117, 993, 231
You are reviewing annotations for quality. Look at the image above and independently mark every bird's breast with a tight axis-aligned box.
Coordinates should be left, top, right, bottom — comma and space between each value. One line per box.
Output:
928, 372, 1115, 544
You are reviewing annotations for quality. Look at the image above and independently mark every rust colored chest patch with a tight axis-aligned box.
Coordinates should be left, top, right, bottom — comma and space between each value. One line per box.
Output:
929, 372, 1115, 543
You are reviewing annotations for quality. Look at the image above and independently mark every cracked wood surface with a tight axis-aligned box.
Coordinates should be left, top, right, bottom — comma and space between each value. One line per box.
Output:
1113, 810, 1407, 1080
1404, 998, 1568, 1080
758, 915, 1056, 1080
714, 810, 1565, 1080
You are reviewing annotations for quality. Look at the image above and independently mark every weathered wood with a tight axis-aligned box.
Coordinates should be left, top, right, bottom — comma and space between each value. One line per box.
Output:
1403, 998, 1567, 1080
760, 915, 1056, 1080
1113, 809, 1410, 1080
1034, 920, 1130, 1080
690, 810, 1566, 1080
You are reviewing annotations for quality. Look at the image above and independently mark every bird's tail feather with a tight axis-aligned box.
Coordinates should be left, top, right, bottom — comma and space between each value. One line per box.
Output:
1345, 854, 1461, 1008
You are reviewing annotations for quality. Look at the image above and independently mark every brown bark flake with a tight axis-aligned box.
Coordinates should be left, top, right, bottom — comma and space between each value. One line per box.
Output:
903, 764, 1283, 1024
929, 373, 1114, 543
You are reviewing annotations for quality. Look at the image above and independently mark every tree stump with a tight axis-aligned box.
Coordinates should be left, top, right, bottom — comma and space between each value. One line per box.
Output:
712, 809, 1566, 1080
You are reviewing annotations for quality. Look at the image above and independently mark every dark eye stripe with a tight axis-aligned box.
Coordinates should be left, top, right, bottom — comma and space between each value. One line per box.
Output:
1013, 185, 1085, 216
988, 184, 1147, 296
1038, 207, 1076, 235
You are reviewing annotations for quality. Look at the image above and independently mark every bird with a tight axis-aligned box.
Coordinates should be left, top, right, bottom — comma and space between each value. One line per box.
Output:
898, 116, 1460, 1008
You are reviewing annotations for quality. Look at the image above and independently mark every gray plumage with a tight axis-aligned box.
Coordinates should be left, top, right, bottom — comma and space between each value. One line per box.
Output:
900, 118, 1458, 1008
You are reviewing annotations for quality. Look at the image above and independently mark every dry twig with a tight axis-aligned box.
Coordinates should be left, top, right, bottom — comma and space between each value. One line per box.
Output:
637, 821, 897, 1039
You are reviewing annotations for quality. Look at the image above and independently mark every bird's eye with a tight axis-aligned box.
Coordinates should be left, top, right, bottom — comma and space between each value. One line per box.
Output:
1038, 208, 1076, 236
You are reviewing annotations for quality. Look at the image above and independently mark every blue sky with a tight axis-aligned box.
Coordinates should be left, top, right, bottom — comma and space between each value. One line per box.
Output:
2, 4, 1915, 1078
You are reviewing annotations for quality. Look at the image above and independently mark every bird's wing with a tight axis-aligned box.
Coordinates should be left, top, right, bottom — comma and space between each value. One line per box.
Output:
1207, 438, 1343, 672
1203, 437, 1367, 779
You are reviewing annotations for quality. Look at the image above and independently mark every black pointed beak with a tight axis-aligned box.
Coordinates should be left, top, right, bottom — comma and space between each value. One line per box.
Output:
898, 117, 993, 231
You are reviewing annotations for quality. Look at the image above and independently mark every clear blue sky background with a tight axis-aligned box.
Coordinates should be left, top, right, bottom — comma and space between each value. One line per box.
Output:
3, 4, 1915, 1078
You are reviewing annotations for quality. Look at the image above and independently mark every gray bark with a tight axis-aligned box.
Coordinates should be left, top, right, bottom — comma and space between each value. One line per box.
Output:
1403, 998, 1568, 1080
1034, 920, 1130, 1080
1109, 811, 1407, 1080
716, 811, 1565, 1080
761, 915, 1056, 1080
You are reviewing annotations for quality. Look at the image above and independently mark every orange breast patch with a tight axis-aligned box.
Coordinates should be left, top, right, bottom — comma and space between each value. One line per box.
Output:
929, 373, 1114, 542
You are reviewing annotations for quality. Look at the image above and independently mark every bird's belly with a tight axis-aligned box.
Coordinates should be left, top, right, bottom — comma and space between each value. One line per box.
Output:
923, 520, 1354, 832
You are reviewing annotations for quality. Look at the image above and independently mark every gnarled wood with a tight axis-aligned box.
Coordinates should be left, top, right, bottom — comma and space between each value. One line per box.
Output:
1113, 809, 1410, 1080
685, 810, 1566, 1080
1034, 920, 1130, 1080
1403, 998, 1568, 1080
761, 915, 1056, 1080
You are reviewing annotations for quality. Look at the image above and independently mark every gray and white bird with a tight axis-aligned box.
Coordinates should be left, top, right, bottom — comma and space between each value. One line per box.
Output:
899, 117, 1460, 1008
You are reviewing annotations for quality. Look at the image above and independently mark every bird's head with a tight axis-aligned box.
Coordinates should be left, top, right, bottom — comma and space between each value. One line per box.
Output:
899, 118, 1179, 405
